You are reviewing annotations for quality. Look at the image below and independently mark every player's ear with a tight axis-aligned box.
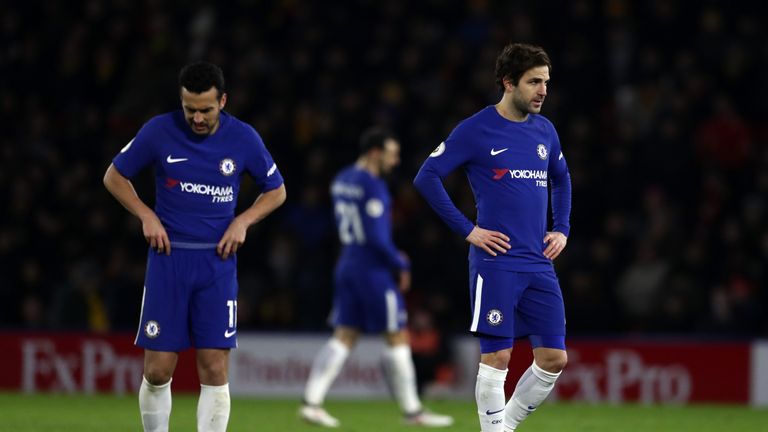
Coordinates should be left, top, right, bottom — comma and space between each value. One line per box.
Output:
219, 93, 228, 109
503, 77, 515, 92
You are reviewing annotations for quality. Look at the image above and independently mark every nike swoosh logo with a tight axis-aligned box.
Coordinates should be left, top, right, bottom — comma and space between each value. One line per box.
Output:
485, 408, 504, 415
166, 155, 188, 164
490, 148, 509, 156
527, 405, 536, 410
224, 329, 237, 338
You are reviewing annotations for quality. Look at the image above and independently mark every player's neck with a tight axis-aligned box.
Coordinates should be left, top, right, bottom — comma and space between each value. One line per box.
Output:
495, 98, 528, 122
356, 157, 380, 177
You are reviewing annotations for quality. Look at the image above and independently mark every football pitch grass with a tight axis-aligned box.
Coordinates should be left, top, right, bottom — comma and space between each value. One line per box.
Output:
1, 393, 767, 431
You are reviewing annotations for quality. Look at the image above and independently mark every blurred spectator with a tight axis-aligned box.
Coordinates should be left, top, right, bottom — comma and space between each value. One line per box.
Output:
409, 308, 455, 396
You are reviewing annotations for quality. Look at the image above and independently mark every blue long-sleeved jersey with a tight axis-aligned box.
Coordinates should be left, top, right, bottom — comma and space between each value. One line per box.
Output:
331, 165, 408, 272
414, 106, 571, 271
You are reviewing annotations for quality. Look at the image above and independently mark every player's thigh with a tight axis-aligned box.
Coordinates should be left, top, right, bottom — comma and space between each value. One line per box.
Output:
189, 253, 238, 349
515, 270, 566, 338
468, 266, 526, 338
136, 250, 192, 351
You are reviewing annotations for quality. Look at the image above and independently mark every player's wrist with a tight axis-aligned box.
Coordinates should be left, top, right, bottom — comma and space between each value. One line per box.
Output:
464, 225, 478, 241
136, 207, 157, 223
234, 213, 257, 229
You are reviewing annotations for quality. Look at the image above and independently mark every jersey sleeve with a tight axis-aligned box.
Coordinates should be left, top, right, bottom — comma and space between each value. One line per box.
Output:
362, 181, 409, 271
547, 124, 572, 237
412, 124, 476, 238
111, 118, 160, 178
244, 127, 284, 192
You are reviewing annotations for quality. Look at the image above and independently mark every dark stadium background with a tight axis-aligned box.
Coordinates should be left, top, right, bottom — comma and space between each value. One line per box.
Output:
1, 0, 766, 347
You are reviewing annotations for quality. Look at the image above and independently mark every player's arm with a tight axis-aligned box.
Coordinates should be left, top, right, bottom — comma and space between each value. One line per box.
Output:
217, 183, 286, 259
364, 222, 410, 291
222, 129, 287, 259
103, 163, 171, 255
543, 131, 572, 260
413, 141, 510, 256
360, 193, 411, 291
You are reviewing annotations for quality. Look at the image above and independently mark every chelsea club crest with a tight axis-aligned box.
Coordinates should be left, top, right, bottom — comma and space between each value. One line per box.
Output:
536, 144, 548, 160
486, 309, 503, 326
144, 320, 160, 338
219, 158, 236, 176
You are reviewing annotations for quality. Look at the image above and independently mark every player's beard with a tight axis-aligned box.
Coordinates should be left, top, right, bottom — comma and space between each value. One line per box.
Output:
511, 89, 543, 115
512, 94, 532, 115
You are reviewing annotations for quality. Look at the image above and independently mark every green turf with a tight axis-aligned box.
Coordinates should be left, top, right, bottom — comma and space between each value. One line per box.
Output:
1, 393, 767, 431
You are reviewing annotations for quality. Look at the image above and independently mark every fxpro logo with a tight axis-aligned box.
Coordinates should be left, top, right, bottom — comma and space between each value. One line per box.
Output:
492, 169, 548, 187
166, 178, 234, 203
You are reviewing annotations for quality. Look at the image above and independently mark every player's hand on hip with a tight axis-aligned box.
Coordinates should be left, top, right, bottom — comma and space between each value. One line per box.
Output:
543, 231, 567, 260
141, 212, 171, 255
465, 226, 511, 257
217, 217, 248, 259
398, 269, 412, 293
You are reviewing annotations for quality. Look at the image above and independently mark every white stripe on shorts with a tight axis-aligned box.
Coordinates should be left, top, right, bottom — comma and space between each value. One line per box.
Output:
134, 285, 147, 344
470, 274, 484, 332
386, 289, 398, 332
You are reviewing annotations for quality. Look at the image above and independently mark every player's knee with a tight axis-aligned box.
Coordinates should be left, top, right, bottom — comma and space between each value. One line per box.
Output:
481, 349, 512, 369
537, 351, 567, 373
144, 369, 173, 386
333, 326, 359, 348
198, 362, 228, 384
552, 352, 568, 372
495, 350, 512, 366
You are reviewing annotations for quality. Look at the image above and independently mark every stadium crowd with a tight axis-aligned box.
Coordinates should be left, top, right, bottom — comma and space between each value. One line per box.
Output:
1, 0, 766, 346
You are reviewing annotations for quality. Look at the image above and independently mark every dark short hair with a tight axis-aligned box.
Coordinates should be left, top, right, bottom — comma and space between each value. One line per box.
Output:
495, 43, 551, 91
178, 61, 226, 99
359, 127, 396, 154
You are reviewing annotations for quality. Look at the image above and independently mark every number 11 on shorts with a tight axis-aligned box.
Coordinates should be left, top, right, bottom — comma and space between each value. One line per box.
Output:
227, 300, 237, 329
